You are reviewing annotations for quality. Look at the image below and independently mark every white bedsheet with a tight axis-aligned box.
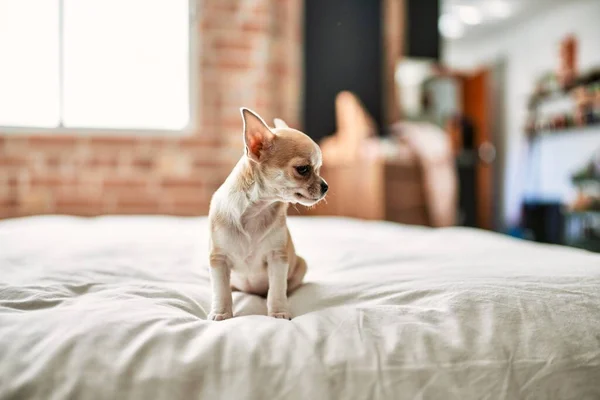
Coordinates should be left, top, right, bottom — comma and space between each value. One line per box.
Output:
0, 216, 599, 400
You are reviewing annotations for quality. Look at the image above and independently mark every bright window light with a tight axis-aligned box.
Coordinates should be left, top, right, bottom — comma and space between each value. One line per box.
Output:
0, 0, 190, 131
0, 0, 60, 127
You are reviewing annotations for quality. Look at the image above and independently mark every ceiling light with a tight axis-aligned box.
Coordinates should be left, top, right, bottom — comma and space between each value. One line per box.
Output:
439, 13, 465, 39
457, 6, 482, 25
484, 1, 512, 19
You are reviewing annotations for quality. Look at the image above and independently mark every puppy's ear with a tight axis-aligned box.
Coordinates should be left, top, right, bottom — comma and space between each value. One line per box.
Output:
241, 108, 274, 163
273, 118, 289, 129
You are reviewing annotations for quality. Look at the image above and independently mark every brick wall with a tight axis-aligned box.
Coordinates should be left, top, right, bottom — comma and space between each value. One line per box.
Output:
0, 0, 303, 219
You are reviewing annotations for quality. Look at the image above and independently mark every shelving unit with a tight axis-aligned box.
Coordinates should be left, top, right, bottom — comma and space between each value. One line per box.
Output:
525, 69, 600, 138
520, 36, 600, 250
528, 69, 600, 109
521, 119, 600, 248
564, 211, 600, 252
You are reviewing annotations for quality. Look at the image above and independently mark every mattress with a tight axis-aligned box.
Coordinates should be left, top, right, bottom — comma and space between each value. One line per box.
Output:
0, 216, 599, 400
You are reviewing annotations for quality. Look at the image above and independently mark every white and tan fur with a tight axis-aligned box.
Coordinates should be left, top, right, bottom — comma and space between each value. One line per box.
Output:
207, 108, 328, 320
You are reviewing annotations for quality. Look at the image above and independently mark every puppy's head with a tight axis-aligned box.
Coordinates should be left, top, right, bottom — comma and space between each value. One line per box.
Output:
241, 107, 328, 206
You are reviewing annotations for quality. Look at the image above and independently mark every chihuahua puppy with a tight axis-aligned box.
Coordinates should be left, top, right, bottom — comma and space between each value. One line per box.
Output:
207, 108, 328, 320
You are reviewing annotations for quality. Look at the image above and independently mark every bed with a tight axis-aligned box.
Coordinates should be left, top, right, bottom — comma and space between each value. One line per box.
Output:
1, 215, 599, 399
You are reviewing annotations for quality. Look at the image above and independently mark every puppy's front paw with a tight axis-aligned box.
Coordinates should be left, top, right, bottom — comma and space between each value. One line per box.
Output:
207, 310, 233, 321
268, 310, 291, 320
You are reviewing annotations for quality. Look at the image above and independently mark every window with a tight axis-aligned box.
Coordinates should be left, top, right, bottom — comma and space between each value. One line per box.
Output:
0, 0, 191, 131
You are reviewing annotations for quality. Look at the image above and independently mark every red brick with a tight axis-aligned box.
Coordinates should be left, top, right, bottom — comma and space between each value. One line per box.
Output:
242, 21, 270, 33
205, 1, 240, 13
131, 157, 154, 169
190, 164, 232, 182
178, 136, 222, 148
45, 156, 63, 168
192, 158, 229, 168
30, 175, 78, 187
219, 116, 243, 129
256, 99, 272, 110
111, 206, 165, 215
168, 204, 209, 216
161, 177, 204, 188
270, 62, 287, 75
0, 196, 18, 208
192, 169, 229, 187
116, 195, 160, 208
140, 137, 170, 147
213, 37, 253, 51
0, 155, 27, 166
0, 206, 21, 219
258, 80, 271, 90
28, 136, 78, 146
162, 186, 205, 202
6, 176, 19, 187
112, 192, 164, 214
171, 198, 207, 209
87, 155, 120, 168
103, 177, 148, 188
90, 137, 138, 147
53, 206, 103, 217
55, 195, 102, 209
216, 59, 254, 70
252, 3, 271, 17
203, 119, 240, 130
201, 19, 221, 31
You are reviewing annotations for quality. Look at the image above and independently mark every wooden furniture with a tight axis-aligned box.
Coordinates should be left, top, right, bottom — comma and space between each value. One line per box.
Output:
293, 92, 434, 226
302, 159, 429, 225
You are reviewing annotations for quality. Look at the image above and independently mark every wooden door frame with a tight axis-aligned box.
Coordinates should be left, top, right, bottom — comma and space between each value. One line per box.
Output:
459, 69, 494, 230
432, 65, 495, 230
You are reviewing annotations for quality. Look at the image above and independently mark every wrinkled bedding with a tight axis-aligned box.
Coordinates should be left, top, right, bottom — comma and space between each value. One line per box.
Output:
0, 216, 599, 400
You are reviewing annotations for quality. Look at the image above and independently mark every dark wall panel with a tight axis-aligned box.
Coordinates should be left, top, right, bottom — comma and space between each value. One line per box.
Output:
405, 0, 440, 60
303, 0, 383, 142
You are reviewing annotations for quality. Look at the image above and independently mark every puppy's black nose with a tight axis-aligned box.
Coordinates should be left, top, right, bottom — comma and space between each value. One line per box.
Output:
320, 180, 329, 195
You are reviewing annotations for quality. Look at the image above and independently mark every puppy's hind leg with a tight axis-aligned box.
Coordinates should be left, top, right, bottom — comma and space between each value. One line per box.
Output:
287, 256, 307, 294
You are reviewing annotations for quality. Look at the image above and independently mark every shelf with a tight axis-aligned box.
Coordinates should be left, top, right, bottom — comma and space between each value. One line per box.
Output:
565, 239, 600, 253
528, 123, 600, 139
529, 70, 600, 109
528, 88, 573, 110
565, 211, 600, 217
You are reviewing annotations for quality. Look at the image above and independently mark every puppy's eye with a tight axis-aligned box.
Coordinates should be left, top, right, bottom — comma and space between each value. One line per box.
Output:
295, 165, 311, 176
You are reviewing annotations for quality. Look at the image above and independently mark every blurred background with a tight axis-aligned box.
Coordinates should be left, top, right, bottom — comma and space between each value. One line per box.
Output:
0, 0, 599, 251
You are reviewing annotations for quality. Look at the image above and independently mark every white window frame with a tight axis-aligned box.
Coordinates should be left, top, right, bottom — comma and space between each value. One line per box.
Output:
0, 0, 198, 137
